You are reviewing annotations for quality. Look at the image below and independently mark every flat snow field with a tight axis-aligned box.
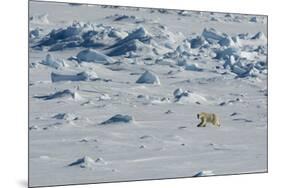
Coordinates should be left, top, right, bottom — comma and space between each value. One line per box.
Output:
29, 1, 267, 187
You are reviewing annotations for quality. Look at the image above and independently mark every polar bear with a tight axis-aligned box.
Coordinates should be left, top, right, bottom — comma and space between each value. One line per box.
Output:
197, 112, 220, 127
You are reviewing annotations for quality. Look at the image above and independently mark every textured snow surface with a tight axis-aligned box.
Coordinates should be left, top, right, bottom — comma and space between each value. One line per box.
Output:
29, 1, 267, 187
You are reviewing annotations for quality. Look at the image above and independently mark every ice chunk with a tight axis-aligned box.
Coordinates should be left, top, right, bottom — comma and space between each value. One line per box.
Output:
250, 17, 258, 23
30, 13, 49, 24
185, 63, 203, 72
34, 22, 124, 50
254, 61, 267, 70
231, 64, 248, 76
34, 89, 82, 101
52, 113, 78, 121
232, 36, 242, 46
223, 55, 236, 69
251, 32, 267, 41
68, 156, 96, 169
136, 71, 161, 85
190, 36, 206, 49
29, 28, 42, 39
100, 114, 133, 125
151, 97, 171, 104
113, 14, 138, 22
76, 49, 114, 64
106, 27, 155, 57
178, 10, 190, 16
175, 91, 207, 104
98, 94, 111, 101
110, 27, 150, 48
193, 170, 215, 177
173, 88, 184, 99
202, 28, 225, 42
107, 39, 152, 57
218, 36, 235, 47
40, 54, 67, 69
94, 157, 107, 165
51, 71, 98, 82
215, 47, 241, 60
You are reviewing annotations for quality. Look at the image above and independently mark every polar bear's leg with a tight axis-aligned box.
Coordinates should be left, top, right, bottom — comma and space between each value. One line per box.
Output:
197, 119, 207, 127
197, 121, 203, 127
213, 116, 220, 127
202, 120, 207, 127
215, 120, 220, 127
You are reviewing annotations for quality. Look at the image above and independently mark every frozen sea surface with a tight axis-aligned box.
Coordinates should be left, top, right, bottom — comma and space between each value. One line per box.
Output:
29, 1, 267, 187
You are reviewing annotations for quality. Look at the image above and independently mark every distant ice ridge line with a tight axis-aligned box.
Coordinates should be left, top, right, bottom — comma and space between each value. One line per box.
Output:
31, 21, 179, 60
160, 27, 267, 78
32, 21, 127, 51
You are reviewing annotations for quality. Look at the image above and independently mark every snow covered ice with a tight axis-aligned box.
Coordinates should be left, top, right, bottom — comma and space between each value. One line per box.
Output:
29, 1, 267, 187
